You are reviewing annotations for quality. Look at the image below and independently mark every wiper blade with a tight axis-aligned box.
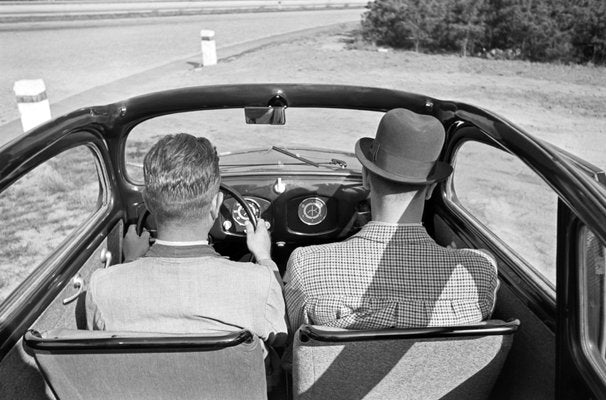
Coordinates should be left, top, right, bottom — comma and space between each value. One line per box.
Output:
271, 146, 319, 168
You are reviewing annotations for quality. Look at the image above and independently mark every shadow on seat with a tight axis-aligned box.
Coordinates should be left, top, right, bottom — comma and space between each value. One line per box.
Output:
23, 328, 267, 400
292, 319, 520, 400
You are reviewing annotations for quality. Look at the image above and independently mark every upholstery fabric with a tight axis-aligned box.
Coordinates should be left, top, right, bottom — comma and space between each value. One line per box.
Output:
28, 329, 267, 400
285, 222, 499, 330
292, 324, 514, 400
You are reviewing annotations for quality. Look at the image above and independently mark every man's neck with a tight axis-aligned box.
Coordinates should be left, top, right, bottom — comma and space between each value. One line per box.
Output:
371, 189, 426, 224
156, 220, 212, 242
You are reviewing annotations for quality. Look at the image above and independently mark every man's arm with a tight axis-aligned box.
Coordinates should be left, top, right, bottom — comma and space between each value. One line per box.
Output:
244, 218, 272, 260
85, 276, 106, 330
467, 248, 500, 318
245, 219, 284, 288
245, 218, 289, 344
284, 249, 310, 332
263, 275, 289, 348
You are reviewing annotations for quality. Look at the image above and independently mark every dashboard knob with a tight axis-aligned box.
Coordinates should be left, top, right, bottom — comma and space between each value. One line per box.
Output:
223, 220, 233, 231
273, 178, 286, 194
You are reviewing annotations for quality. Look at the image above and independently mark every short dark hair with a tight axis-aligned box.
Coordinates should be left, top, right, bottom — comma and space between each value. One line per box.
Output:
142, 133, 220, 225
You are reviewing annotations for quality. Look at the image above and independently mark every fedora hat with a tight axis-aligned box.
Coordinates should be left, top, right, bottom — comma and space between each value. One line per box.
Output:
355, 108, 452, 184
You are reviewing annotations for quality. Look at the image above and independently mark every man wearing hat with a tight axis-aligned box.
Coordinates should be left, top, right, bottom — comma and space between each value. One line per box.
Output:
284, 109, 499, 330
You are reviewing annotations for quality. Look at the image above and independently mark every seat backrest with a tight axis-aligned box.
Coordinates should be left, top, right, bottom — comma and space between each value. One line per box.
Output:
293, 319, 520, 400
23, 328, 267, 400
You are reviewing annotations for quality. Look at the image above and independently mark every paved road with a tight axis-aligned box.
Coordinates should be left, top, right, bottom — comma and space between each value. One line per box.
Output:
0, 9, 364, 125
1, 1, 365, 14
0, 0, 366, 22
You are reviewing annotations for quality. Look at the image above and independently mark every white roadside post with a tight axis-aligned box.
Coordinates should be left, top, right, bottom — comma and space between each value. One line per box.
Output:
13, 79, 51, 132
200, 29, 217, 66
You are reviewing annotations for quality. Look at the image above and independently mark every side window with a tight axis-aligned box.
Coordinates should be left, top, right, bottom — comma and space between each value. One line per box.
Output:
0, 145, 103, 305
580, 227, 606, 361
451, 140, 558, 286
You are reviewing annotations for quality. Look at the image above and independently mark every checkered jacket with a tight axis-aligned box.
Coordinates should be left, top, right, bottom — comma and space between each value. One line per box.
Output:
284, 222, 499, 331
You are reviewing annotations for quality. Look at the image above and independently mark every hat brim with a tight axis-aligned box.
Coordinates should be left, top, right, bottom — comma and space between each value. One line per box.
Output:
355, 137, 452, 184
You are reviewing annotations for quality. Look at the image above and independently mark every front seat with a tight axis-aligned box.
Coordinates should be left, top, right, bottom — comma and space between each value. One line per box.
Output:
23, 328, 267, 400
292, 319, 519, 400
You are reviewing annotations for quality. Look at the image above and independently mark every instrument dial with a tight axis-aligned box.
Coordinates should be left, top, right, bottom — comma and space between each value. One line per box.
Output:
232, 198, 261, 226
298, 197, 327, 226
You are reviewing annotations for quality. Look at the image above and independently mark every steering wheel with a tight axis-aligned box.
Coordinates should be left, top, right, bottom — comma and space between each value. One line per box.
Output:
136, 183, 258, 236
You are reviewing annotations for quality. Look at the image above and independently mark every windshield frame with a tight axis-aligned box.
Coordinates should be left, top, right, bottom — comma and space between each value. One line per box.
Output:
117, 83, 438, 186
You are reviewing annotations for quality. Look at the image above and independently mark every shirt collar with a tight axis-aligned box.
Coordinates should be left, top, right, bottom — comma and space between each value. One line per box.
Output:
154, 239, 209, 246
354, 221, 431, 244
366, 221, 424, 227
144, 243, 221, 259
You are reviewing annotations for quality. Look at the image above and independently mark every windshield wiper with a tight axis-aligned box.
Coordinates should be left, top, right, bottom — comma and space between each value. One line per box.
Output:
271, 146, 319, 168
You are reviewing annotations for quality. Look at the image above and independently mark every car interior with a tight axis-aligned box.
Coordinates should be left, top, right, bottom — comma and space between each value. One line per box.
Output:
17, 167, 538, 400
3, 85, 585, 399
18, 172, 529, 400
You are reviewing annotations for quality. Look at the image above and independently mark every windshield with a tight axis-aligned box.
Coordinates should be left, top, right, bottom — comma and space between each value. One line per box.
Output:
126, 108, 383, 181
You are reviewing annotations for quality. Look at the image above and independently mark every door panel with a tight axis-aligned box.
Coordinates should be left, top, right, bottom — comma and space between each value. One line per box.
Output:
437, 116, 606, 398
0, 221, 122, 399
0, 120, 125, 397
428, 122, 565, 398
491, 281, 555, 399
556, 205, 606, 399
431, 213, 555, 399
0, 134, 115, 356
31, 221, 123, 332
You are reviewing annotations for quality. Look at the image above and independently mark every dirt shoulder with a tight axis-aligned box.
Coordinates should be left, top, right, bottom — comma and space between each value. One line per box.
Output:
171, 25, 605, 168
5, 22, 605, 167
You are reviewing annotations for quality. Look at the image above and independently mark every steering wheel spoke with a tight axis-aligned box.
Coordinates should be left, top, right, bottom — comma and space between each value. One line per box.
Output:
220, 183, 257, 230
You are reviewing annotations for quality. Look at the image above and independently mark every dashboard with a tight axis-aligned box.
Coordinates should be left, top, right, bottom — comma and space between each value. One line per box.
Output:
210, 174, 370, 268
134, 173, 370, 273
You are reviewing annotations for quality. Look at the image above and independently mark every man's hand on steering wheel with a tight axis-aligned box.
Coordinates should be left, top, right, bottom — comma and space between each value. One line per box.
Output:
245, 218, 272, 262
123, 225, 151, 262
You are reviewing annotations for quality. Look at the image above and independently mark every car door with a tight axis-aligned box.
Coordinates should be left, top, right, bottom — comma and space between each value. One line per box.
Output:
554, 156, 606, 400
0, 110, 125, 399
426, 105, 606, 399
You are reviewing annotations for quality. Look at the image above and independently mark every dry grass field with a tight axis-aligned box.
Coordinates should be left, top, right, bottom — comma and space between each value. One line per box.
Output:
171, 23, 606, 167
1, 23, 604, 302
0, 147, 99, 301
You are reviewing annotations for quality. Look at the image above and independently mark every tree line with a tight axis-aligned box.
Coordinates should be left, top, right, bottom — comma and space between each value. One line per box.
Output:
361, 0, 606, 65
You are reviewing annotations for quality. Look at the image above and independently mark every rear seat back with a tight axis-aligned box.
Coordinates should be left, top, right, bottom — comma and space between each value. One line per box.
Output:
23, 328, 267, 400
293, 319, 519, 400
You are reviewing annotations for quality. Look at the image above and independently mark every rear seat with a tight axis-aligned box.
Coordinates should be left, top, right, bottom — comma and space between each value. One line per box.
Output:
292, 319, 520, 400
23, 328, 268, 400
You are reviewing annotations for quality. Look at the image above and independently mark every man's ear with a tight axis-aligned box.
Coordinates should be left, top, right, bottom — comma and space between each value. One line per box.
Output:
362, 167, 370, 191
141, 190, 153, 215
210, 191, 224, 220
425, 183, 438, 200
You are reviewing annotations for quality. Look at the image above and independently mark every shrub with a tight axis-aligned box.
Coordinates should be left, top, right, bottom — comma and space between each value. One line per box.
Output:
569, 0, 606, 64
360, 0, 606, 65
361, 0, 446, 52
436, 0, 487, 56
485, 0, 573, 63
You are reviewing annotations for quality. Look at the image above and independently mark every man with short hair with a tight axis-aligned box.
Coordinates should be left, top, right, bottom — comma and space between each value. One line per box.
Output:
86, 133, 288, 350
284, 108, 499, 331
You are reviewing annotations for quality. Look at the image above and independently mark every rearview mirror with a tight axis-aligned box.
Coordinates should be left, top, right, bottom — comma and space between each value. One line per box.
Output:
244, 107, 286, 125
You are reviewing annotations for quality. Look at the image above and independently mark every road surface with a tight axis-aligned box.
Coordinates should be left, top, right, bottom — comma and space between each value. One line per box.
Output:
0, 8, 364, 125
0, 1, 367, 22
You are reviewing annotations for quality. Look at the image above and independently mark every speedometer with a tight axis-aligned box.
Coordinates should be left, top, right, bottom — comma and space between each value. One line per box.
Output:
232, 198, 261, 226
298, 197, 327, 226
